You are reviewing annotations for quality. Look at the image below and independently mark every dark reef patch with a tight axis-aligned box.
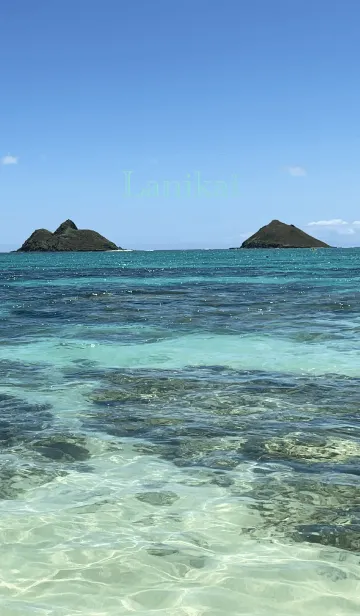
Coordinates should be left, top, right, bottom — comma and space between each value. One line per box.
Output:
0, 359, 49, 389
0, 391, 95, 497
83, 365, 360, 552
243, 474, 360, 553
0, 393, 53, 447
0, 462, 68, 500
84, 367, 360, 468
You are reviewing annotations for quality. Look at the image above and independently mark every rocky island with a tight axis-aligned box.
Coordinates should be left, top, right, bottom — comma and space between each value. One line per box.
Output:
17, 220, 121, 252
238, 219, 330, 249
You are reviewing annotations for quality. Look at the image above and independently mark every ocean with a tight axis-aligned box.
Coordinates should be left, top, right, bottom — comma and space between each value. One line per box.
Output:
0, 248, 360, 615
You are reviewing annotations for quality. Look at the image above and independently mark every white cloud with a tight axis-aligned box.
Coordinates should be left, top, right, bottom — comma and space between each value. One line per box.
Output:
307, 219, 360, 236
308, 219, 348, 226
287, 166, 307, 177
1, 155, 18, 165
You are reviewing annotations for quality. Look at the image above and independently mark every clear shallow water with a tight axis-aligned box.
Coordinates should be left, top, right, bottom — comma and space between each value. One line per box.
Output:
1, 248, 360, 615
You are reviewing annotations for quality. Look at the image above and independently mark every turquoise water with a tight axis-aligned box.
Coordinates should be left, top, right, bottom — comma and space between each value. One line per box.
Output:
1, 248, 360, 615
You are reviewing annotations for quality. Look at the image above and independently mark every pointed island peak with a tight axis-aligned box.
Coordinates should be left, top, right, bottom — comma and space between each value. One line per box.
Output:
17, 220, 122, 252
239, 220, 330, 249
54, 219, 78, 235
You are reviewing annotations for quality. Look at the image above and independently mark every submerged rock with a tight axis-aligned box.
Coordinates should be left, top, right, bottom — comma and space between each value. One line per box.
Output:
31, 435, 91, 462
294, 524, 360, 552
240, 219, 330, 249
241, 432, 360, 467
17, 219, 121, 252
136, 491, 179, 506
147, 545, 180, 557
147, 544, 207, 569
105, 371, 213, 398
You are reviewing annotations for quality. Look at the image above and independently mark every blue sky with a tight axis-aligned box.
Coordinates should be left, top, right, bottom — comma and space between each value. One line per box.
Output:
1, 0, 360, 250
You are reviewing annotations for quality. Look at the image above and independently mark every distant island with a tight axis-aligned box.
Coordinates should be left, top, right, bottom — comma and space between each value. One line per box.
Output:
17, 220, 122, 252
232, 220, 330, 249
